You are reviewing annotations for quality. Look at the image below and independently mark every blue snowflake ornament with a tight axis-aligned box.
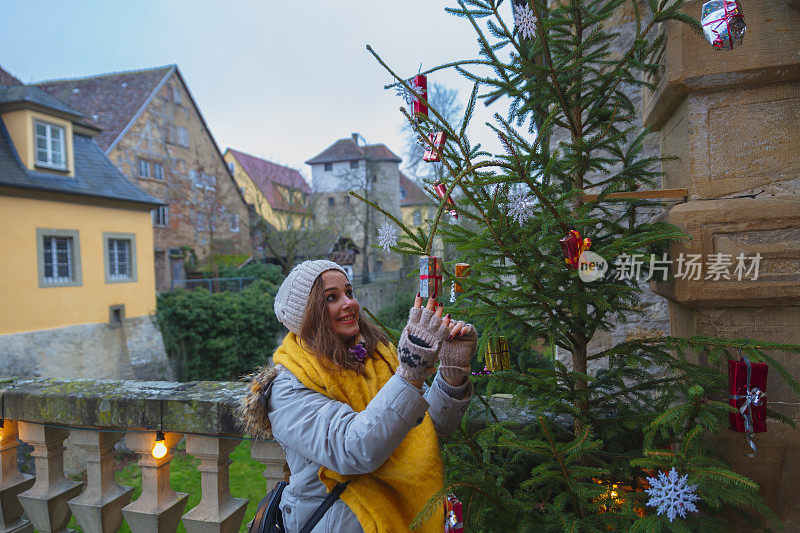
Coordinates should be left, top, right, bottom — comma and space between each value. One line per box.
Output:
645, 468, 700, 522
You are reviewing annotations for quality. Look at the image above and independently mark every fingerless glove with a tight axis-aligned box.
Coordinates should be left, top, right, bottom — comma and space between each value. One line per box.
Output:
438, 326, 477, 381
396, 307, 450, 381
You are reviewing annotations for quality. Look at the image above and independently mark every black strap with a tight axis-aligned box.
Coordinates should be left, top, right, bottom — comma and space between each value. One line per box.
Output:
298, 481, 350, 533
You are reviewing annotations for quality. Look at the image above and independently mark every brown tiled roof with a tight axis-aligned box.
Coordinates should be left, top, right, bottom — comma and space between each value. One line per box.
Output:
0, 66, 23, 86
36, 65, 174, 151
305, 138, 401, 165
399, 172, 431, 207
228, 148, 311, 213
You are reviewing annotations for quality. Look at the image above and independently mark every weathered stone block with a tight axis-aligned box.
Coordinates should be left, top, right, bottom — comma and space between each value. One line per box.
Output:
2, 379, 169, 430
643, 0, 800, 130
651, 197, 800, 307
160, 381, 247, 436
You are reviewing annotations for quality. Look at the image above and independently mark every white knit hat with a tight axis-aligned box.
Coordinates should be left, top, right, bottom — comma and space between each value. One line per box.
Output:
273, 260, 349, 335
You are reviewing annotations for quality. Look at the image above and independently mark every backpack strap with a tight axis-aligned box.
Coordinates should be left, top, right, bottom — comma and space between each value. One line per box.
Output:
298, 481, 350, 533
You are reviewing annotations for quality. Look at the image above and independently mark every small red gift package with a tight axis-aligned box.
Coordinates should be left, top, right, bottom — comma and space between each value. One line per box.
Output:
728, 356, 767, 434
423, 131, 447, 162
559, 230, 591, 269
434, 182, 459, 219
445, 494, 464, 533
411, 74, 428, 118
420, 256, 442, 299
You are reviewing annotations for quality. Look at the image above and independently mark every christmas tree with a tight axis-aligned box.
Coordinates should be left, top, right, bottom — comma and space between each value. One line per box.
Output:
358, 0, 800, 530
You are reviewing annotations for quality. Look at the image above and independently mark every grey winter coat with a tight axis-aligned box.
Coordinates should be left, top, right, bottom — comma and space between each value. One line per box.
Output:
265, 366, 473, 533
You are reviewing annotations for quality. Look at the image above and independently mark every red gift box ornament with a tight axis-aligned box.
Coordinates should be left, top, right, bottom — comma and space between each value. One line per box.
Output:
434, 182, 459, 219
729, 353, 767, 457
559, 230, 591, 269
419, 256, 442, 299
445, 494, 464, 533
423, 131, 447, 162
411, 74, 428, 119
701, 0, 746, 50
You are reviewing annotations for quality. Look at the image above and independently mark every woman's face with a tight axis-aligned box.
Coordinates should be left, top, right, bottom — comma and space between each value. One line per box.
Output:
321, 270, 360, 341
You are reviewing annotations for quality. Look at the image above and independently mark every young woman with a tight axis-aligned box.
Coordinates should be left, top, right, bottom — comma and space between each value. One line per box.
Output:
249, 259, 476, 532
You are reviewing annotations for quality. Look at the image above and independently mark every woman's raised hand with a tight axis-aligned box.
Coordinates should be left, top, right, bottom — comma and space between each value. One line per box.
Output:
395, 294, 450, 384
438, 314, 477, 386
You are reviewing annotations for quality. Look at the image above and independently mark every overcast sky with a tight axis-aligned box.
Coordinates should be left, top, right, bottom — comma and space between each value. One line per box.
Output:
1, 0, 510, 184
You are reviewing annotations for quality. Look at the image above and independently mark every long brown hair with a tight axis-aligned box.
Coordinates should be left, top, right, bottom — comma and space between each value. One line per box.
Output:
299, 274, 392, 374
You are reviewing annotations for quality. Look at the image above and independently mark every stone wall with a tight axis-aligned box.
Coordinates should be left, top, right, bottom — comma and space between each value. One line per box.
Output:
353, 274, 417, 314
107, 71, 252, 289
0, 316, 172, 381
643, 0, 800, 527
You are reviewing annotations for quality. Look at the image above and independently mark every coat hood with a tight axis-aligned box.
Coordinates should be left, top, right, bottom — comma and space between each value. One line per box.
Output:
236, 365, 280, 441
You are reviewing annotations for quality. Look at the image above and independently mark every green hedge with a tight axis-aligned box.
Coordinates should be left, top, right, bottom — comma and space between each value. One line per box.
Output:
156, 278, 284, 382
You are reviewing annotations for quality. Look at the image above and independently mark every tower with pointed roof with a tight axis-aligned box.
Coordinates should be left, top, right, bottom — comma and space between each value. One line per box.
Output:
306, 133, 404, 279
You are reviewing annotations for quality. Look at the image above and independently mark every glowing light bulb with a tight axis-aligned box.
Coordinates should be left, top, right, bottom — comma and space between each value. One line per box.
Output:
152, 431, 167, 459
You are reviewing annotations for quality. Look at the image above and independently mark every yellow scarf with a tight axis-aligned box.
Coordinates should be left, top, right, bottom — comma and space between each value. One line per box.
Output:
273, 332, 445, 533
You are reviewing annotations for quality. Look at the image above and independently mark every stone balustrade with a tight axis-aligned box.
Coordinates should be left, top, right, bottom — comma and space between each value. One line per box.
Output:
0, 377, 286, 533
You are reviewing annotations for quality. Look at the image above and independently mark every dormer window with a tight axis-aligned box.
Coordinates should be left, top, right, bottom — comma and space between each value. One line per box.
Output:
34, 120, 66, 170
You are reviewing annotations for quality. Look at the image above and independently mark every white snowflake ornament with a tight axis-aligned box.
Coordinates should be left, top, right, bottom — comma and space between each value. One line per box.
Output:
514, 2, 538, 40
377, 221, 399, 252
645, 468, 700, 522
394, 77, 424, 106
507, 188, 535, 224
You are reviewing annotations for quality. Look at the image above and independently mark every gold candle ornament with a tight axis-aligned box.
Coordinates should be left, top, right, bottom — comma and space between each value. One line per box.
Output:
486, 337, 510, 371
454, 263, 469, 293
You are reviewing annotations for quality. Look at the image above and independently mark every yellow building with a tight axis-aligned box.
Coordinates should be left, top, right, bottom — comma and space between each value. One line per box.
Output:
37, 66, 253, 290
223, 148, 311, 231
0, 67, 170, 379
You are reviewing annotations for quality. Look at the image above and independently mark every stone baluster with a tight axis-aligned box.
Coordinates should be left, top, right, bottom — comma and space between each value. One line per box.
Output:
121, 432, 188, 533
249, 440, 287, 490
67, 430, 133, 533
16, 423, 83, 533
181, 435, 246, 533
0, 420, 35, 533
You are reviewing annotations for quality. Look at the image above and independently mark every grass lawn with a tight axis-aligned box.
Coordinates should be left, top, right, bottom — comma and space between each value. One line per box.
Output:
67, 439, 269, 532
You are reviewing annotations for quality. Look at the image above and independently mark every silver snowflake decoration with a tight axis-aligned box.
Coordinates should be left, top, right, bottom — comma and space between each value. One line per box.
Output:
514, 2, 538, 40
645, 468, 700, 522
506, 188, 535, 224
377, 221, 399, 252
394, 77, 423, 106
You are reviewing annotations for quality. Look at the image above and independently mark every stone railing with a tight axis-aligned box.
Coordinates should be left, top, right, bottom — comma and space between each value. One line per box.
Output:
0, 377, 286, 533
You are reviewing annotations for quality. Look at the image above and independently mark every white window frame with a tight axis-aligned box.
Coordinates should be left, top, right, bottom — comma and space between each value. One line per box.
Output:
413, 210, 422, 226
137, 158, 151, 179
324, 162, 333, 172
103, 232, 137, 283
230, 214, 240, 233
176, 126, 190, 147
152, 206, 169, 227
34, 120, 67, 170
36, 228, 81, 287
153, 162, 165, 181
172, 85, 183, 106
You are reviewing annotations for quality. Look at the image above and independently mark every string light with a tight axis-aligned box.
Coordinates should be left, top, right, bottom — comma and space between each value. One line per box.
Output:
152, 431, 167, 459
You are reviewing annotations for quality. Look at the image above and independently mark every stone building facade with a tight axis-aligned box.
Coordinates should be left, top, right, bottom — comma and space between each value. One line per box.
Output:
306, 134, 404, 279
643, 0, 800, 526
38, 66, 252, 290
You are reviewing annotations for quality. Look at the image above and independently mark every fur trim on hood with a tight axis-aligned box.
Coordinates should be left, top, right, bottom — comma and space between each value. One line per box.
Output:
236, 365, 280, 441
